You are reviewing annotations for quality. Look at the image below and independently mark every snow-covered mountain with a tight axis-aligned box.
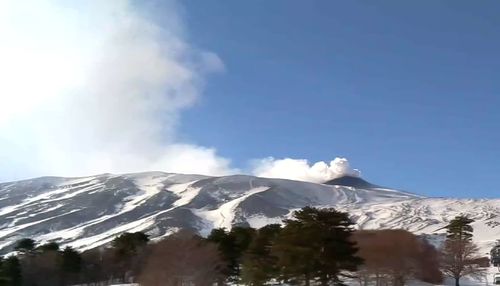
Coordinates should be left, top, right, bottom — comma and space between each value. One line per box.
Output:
0, 172, 498, 254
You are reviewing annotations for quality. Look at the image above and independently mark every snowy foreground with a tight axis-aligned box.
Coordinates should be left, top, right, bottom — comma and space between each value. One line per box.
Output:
0, 172, 499, 256
88, 266, 500, 286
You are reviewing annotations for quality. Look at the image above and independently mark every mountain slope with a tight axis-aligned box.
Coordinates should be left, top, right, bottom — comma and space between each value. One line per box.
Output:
324, 175, 382, 189
0, 172, 498, 254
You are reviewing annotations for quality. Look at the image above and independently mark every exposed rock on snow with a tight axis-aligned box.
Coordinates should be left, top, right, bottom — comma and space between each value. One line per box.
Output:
0, 172, 498, 254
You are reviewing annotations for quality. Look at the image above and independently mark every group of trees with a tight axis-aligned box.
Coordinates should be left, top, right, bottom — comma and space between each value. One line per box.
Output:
354, 215, 488, 286
354, 229, 442, 286
0, 232, 150, 286
208, 211, 488, 286
209, 207, 363, 286
0, 207, 489, 286
0, 239, 82, 286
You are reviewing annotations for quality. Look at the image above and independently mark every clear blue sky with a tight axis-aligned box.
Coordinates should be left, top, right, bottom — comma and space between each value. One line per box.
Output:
160, 1, 499, 198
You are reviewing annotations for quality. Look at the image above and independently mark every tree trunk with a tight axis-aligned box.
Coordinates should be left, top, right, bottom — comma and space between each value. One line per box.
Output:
304, 272, 310, 286
320, 274, 328, 286
455, 277, 460, 286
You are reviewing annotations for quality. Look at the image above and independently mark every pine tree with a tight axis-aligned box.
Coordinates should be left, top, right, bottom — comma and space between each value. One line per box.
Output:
207, 227, 255, 282
112, 232, 149, 281
272, 207, 363, 286
112, 232, 149, 258
59, 246, 82, 273
446, 216, 474, 241
14, 238, 36, 254
59, 246, 82, 285
241, 224, 281, 286
0, 256, 22, 286
441, 215, 484, 286
208, 228, 236, 279
36, 242, 60, 253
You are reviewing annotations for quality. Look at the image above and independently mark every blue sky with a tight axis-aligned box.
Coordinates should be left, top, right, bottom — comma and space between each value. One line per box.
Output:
173, 1, 500, 198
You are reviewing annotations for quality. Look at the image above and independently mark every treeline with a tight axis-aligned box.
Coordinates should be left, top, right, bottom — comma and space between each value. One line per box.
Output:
0, 207, 488, 286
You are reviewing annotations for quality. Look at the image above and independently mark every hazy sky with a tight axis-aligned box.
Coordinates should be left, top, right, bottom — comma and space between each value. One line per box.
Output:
1, 1, 499, 198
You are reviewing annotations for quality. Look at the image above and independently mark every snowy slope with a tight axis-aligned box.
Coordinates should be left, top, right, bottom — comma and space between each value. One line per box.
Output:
0, 172, 498, 254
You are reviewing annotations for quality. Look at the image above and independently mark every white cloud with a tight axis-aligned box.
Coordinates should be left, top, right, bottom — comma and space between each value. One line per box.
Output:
252, 157, 361, 183
0, 0, 237, 180
0, 0, 362, 185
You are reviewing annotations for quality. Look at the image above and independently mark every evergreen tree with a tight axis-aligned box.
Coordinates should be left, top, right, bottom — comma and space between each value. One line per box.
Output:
36, 242, 60, 253
441, 215, 484, 286
59, 246, 82, 273
112, 232, 149, 281
272, 207, 363, 286
0, 258, 5, 286
14, 239, 35, 254
0, 256, 22, 286
207, 227, 255, 282
59, 246, 82, 285
112, 232, 149, 258
446, 216, 474, 241
231, 226, 256, 257
208, 228, 234, 285
241, 224, 282, 286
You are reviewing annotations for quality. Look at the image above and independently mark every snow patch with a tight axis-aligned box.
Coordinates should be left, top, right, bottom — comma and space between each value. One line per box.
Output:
195, 187, 269, 233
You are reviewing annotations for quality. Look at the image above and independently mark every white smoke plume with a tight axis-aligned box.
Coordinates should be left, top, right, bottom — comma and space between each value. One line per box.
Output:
0, 0, 235, 180
0, 1, 362, 185
252, 157, 361, 183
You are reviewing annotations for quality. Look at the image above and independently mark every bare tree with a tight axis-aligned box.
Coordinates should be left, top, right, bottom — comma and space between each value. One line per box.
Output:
440, 215, 486, 286
20, 251, 60, 286
139, 231, 224, 286
415, 239, 443, 284
440, 239, 485, 286
353, 229, 442, 286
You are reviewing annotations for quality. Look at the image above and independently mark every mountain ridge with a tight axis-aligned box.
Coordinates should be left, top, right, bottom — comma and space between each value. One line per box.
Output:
324, 175, 382, 189
0, 172, 498, 254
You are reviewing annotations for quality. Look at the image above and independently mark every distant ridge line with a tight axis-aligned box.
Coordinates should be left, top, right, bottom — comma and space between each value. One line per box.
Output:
324, 175, 382, 189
